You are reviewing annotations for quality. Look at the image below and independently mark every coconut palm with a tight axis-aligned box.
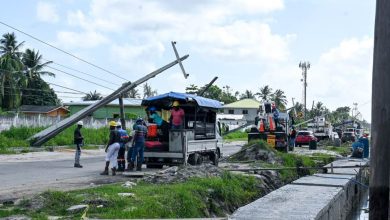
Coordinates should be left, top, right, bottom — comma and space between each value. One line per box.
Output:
143, 83, 157, 98
256, 85, 273, 101
0, 54, 24, 109
0, 33, 24, 58
271, 89, 288, 110
83, 90, 103, 101
22, 49, 55, 78
240, 90, 256, 100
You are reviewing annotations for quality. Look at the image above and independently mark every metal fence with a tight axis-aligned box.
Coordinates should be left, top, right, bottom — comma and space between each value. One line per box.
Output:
0, 114, 135, 132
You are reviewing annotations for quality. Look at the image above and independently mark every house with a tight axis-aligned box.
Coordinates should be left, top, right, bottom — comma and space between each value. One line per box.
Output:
217, 114, 247, 131
222, 99, 261, 122
64, 98, 146, 120
19, 105, 70, 117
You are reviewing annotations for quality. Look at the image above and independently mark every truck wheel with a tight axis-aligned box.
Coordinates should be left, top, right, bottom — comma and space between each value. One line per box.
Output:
188, 153, 199, 165
196, 154, 203, 165
209, 152, 219, 166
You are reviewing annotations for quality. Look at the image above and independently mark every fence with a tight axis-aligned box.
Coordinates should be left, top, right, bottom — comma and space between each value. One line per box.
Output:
0, 114, 135, 132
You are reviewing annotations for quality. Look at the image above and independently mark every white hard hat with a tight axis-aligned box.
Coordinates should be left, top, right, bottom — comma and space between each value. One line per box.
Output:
77, 121, 83, 126
116, 121, 121, 127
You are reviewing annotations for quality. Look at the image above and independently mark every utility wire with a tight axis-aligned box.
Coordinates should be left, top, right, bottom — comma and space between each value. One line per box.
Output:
0, 20, 129, 81
2, 86, 85, 94
47, 83, 88, 94
44, 59, 120, 86
3, 92, 82, 99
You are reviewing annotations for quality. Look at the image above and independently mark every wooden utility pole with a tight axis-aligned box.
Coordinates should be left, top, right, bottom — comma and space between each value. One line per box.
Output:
119, 95, 126, 130
370, 0, 390, 219
299, 61, 310, 120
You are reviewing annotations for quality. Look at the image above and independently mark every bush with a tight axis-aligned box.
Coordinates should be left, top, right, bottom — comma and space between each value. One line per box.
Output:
223, 131, 248, 140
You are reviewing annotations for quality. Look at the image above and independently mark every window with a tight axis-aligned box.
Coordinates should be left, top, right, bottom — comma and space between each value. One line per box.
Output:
228, 109, 234, 114
242, 110, 248, 114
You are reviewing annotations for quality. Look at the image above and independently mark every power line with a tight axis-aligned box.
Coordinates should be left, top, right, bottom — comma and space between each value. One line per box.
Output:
2, 86, 85, 94
45, 59, 120, 86
45, 65, 114, 91
3, 92, 82, 99
0, 20, 129, 81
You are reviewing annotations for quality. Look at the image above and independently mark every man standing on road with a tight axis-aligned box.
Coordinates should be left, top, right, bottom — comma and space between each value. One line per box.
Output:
74, 121, 84, 168
100, 121, 121, 176
290, 127, 297, 148
116, 122, 129, 172
129, 118, 148, 171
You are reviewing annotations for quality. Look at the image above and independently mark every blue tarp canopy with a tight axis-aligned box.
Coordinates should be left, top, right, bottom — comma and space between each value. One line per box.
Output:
142, 92, 222, 109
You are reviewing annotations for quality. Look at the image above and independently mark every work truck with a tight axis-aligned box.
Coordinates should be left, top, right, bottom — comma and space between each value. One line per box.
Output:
141, 92, 223, 168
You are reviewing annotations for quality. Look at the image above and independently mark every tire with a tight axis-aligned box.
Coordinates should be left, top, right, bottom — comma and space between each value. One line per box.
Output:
188, 153, 197, 165
196, 153, 203, 165
209, 152, 219, 166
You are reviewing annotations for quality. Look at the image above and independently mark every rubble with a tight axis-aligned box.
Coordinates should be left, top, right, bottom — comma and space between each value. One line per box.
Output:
66, 204, 88, 213
118, 193, 135, 197
228, 143, 281, 164
143, 164, 223, 184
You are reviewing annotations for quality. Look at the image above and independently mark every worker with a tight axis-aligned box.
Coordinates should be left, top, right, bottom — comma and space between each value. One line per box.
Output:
74, 121, 84, 168
289, 127, 297, 147
116, 122, 129, 172
351, 140, 364, 158
125, 123, 137, 171
100, 121, 121, 176
148, 106, 169, 139
170, 100, 185, 129
129, 118, 148, 171
272, 103, 279, 129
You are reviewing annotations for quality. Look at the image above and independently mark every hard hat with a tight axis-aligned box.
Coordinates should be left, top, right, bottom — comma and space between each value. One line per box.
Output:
116, 121, 121, 127
136, 117, 143, 124
172, 101, 180, 107
149, 106, 157, 112
77, 121, 83, 126
109, 121, 117, 127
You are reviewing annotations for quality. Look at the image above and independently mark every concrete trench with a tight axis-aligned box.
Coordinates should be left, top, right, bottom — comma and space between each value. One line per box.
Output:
229, 158, 369, 220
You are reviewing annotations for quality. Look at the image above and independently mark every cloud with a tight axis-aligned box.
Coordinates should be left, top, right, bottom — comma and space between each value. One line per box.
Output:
36, 1, 59, 23
56, 31, 109, 48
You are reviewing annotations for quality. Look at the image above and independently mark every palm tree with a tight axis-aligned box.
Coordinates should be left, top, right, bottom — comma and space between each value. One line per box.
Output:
256, 85, 273, 101
123, 88, 141, 98
271, 89, 288, 110
83, 90, 103, 101
0, 54, 24, 109
0, 33, 24, 58
22, 49, 55, 78
143, 83, 157, 98
239, 90, 256, 100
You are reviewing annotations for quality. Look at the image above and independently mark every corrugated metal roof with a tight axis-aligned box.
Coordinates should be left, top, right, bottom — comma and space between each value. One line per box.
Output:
64, 98, 143, 106
19, 105, 69, 113
217, 114, 245, 120
223, 99, 260, 109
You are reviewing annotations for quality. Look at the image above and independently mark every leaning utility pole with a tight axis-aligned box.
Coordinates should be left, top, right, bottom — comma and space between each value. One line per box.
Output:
299, 61, 310, 120
370, 0, 390, 219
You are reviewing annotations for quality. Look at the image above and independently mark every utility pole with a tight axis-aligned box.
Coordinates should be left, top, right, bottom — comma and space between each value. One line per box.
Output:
299, 61, 310, 120
370, 0, 390, 219
119, 94, 126, 130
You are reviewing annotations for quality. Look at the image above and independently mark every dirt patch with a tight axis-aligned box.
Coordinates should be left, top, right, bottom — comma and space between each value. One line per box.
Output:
143, 164, 223, 184
227, 142, 281, 164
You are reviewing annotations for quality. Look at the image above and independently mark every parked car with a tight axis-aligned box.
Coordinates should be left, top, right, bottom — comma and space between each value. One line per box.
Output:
341, 132, 356, 143
295, 131, 318, 147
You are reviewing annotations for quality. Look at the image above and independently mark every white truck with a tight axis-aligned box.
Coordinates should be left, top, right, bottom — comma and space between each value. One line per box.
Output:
307, 116, 333, 140
141, 92, 223, 168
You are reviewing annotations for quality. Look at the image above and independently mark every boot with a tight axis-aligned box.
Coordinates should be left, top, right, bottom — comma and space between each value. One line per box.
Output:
111, 167, 117, 176
126, 162, 134, 171
100, 162, 109, 175
74, 163, 83, 168
136, 162, 142, 171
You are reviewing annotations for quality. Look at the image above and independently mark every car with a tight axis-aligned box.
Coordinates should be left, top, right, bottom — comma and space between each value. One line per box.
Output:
295, 130, 317, 147
341, 132, 356, 143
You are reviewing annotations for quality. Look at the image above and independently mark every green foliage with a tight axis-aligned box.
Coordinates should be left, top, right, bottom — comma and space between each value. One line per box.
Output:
325, 145, 351, 157
223, 131, 248, 140
11, 173, 261, 219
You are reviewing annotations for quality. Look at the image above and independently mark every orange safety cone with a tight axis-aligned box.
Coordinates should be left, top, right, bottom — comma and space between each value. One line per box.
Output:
269, 116, 275, 131
259, 119, 265, 132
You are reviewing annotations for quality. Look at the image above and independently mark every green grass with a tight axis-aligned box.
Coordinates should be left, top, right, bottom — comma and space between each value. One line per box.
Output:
9, 173, 261, 219
325, 145, 351, 157
0, 126, 110, 153
223, 131, 248, 141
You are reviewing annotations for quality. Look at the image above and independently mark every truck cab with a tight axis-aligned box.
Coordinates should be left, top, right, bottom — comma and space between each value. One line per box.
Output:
141, 92, 222, 168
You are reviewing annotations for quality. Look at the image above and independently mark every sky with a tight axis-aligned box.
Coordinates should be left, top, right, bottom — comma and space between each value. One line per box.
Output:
0, 0, 375, 121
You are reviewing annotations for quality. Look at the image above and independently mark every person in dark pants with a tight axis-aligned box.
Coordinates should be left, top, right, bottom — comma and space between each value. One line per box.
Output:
116, 121, 129, 172
290, 127, 297, 147
100, 121, 121, 176
74, 121, 84, 168
129, 118, 148, 171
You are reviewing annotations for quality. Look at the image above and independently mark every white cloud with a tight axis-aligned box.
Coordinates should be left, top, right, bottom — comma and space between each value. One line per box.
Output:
56, 31, 109, 49
36, 1, 59, 23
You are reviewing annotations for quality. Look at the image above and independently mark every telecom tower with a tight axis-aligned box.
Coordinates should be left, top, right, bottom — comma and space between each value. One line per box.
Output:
299, 61, 310, 120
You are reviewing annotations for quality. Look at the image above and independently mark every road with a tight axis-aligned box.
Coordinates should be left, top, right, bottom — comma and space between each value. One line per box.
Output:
0, 141, 244, 201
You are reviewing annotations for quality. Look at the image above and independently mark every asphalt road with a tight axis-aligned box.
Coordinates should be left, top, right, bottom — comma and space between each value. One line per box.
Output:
0, 141, 244, 201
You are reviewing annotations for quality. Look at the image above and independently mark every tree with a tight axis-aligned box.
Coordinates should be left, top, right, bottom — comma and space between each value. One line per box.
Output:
123, 88, 140, 98
185, 84, 199, 94
239, 90, 256, 100
0, 54, 24, 110
83, 90, 103, 101
0, 32, 24, 58
22, 49, 54, 78
200, 85, 222, 100
257, 85, 273, 101
143, 83, 157, 98
271, 89, 287, 110
21, 77, 59, 106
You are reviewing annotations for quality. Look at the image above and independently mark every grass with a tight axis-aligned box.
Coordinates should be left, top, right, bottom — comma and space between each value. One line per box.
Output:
223, 131, 248, 141
5, 172, 262, 219
0, 126, 110, 154
325, 145, 351, 157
